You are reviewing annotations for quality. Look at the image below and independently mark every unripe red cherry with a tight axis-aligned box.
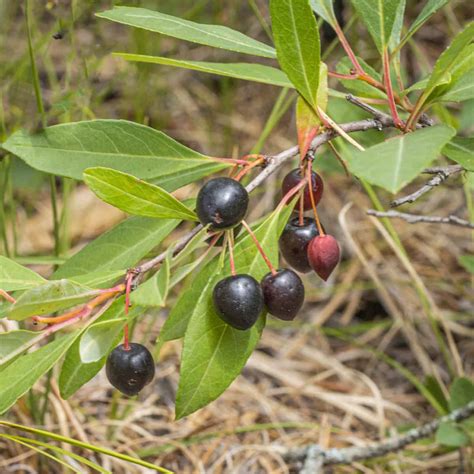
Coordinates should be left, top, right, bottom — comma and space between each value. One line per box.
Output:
307, 234, 340, 281
282, 168, 324, 210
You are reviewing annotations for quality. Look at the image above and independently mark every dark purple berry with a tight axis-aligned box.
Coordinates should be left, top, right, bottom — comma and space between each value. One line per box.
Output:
213, 274, 264, 330
106, 343, 155, 396
282, 168, 324, 210
279, 217, 321, 273
197, 177, 249, 229
261, 269, 305, 321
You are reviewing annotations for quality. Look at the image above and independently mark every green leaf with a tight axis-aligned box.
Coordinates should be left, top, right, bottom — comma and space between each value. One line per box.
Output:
348, 125, 456, 193
421, 23, 474, 105
436, 422, 470, 447
0, 332, 78, 414
336, 57, 385, 99
59, 297, 138, 399
115, 54, 292, 88
1, 120, 227, 189
96, 6, 276, 58
70, 270, 125, 288
79, 319, 127, 364
3, 435, 109, 474
270, 0, 321, 108
6, 280, 100, 321
53, 217, 180, 279
388, 0, 406, 51
429, 45, 474, 103
443, 137, 474, 171
83, 167, 197, 221
350, 0, 401, 53
458, 255, 474, 274
159, 258, 220, 345
296, 63, 328, 157
131, 257, 170, 308
440, 70, 474, 103
0, 421, 171, 473
175, 203, 295, 419
0, 256, 46, 291
424, 376, 449, 414
449, 377, 474, 411
0, 330, 39, 367
397, 0, 449, 52
310, 0, 337, 26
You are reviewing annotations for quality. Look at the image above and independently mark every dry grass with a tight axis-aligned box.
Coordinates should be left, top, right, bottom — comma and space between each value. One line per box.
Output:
0, 1, 473, 473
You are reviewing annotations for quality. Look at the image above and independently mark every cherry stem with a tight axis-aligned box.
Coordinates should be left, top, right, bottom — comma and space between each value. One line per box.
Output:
307, 161, 325, 236
276, 178, 307, 213
234, 156, 265, 181
298, 190, 305, 226
123, 324, 130, 351
209, 157, 254, 166
123, 271, 135, 351
0, 289, 16, 304
227, 229, 236, 276
328, 71, 358, 80
327, 141, 350, 176
383, 49, 404, 129
241, 220, 277, 276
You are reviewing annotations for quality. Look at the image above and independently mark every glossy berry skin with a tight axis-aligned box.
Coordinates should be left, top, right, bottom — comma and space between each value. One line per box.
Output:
279, 217, 321, 273
307, 234, 340, 281
282, 168, 324, 210
197, 177, 249, 229
106, 343, 155, 396
213, 274, 264, 330
261, 269, 305, 321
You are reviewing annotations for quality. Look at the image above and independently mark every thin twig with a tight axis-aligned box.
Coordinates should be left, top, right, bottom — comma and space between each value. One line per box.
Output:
367, 209, 474, 229
282, 401, 474, 468
390, 165, 464, 207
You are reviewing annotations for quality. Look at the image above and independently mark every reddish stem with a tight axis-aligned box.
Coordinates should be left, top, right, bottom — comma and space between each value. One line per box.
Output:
227, 229, 236, 276
209, 157, 254, 166
123, 324, 130, 351
123, 271, 135, 351
328, 71, 358, 80
298, 191, 305, 226
234, 156, 265, 181
307, 161, 325, 236
383, 49, 404, 129
334, 23, 364, 74
241, 220, 277, 276
277, 178, 307, 211
0, 289, 16, 304
33, 284, 126, 325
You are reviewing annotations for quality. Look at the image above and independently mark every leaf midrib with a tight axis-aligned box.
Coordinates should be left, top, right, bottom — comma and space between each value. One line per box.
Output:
114, 9, 275, 57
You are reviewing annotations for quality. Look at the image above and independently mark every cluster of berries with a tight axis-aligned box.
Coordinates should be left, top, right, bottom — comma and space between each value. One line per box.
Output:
198, 170, 340, 331
105, 168, 340, 397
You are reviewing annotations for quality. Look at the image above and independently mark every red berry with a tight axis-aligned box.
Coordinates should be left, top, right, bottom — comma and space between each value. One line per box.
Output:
282, 168, 324, 210
307, 235, 340, 281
